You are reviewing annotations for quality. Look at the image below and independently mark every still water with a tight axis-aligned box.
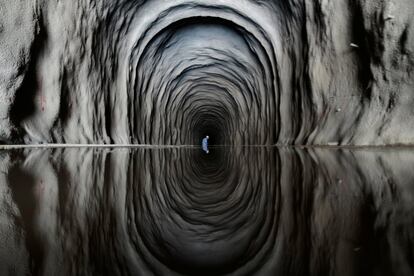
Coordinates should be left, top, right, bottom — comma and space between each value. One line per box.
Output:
0, 146, 413, 276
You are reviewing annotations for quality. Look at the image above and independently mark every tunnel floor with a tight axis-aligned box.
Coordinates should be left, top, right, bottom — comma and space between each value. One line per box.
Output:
0, 146, 413, 276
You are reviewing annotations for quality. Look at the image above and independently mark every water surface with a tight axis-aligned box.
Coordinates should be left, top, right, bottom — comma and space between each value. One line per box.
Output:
0, 146, 413, 276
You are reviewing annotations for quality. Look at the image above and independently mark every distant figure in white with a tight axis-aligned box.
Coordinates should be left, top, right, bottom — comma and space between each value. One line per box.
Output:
202, 136, 209, 154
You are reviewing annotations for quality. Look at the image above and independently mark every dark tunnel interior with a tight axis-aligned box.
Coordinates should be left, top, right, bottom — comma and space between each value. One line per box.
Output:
129, 16, 277, 145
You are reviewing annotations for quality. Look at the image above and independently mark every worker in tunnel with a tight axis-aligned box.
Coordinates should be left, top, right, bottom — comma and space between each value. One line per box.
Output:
202, 136, 209, 154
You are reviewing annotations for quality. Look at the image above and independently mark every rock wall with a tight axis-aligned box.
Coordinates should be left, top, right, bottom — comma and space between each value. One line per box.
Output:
0, 0, 413, 145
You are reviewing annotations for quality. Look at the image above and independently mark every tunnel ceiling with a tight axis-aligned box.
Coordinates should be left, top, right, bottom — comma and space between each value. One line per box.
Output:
1, 0, 414, 145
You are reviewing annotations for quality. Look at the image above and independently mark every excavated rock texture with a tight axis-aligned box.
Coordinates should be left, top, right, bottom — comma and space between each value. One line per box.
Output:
0, 0, 413, 145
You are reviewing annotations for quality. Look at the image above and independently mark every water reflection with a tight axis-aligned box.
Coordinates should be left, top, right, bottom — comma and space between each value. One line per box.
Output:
0, 147, 413, 276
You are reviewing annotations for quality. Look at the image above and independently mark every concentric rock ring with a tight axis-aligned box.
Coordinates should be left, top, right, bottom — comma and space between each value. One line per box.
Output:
123, 5, 278, 145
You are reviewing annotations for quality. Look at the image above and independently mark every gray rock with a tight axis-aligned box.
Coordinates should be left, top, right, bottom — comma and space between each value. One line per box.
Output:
0, 0, 413, 145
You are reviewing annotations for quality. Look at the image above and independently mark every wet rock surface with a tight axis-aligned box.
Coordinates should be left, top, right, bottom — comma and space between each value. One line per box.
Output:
0, 0, 414, 145
0, 147, 413, 275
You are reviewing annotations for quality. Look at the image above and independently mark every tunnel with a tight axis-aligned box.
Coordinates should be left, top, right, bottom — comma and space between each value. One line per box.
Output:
128, 17, 278, 145
1, 0, 414, 145
1, 1, 414, 276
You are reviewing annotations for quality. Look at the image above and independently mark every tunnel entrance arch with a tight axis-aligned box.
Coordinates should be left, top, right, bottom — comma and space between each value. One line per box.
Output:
126, 14, 279, 145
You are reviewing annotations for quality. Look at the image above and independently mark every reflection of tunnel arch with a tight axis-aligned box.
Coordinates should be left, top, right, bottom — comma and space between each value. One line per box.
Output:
125, 147, 281, 275
126, 11, 279, 145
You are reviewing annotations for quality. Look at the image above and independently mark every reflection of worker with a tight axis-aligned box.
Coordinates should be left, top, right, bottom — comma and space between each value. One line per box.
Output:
202, 136, 209, 154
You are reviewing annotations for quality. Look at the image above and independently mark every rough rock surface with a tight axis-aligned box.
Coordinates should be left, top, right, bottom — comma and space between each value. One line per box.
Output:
0, 0, 414, 145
